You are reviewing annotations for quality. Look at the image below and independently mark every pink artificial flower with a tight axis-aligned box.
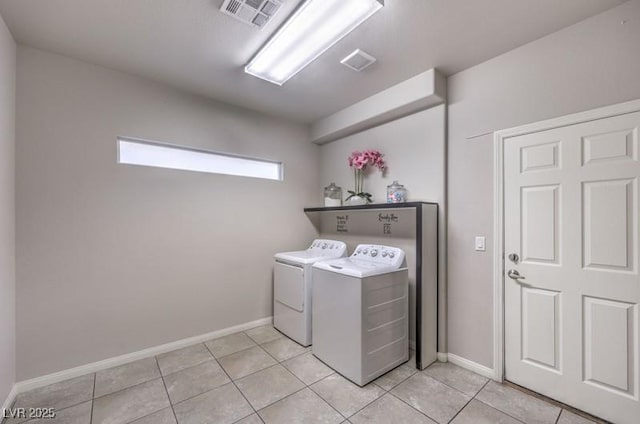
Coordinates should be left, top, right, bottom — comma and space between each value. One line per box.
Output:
348, 151, 363, 167
348, 149, 385, 172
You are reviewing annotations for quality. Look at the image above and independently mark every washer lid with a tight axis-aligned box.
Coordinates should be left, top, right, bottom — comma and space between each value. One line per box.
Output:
312, 257, 407, 278
275, 239, 347, 265
275, 250, 336, 265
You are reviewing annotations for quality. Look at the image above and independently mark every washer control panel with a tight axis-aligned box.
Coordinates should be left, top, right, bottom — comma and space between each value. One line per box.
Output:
351, 244, 405, 268
308, 239, 347, 256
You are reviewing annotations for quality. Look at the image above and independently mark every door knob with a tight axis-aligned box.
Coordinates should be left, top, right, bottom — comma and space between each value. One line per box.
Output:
507, 269, 526, 281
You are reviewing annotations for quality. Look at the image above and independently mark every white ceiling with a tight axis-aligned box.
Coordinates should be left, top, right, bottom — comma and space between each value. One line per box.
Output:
0, 0, 627, 123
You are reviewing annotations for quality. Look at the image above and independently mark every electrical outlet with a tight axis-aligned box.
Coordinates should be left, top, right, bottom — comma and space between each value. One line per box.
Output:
475, 236, 486, 252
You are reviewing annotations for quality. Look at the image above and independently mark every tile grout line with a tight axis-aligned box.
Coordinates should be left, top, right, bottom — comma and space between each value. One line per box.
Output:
470, 382, 528, 424
387, 390, 442, 423
154, 356, 179, 424
501, 381, 603, 423
258, 362, 322, 416
421, 365, 545, 423
256, 386, 309, 416
382, 365, 485, 424
332, 372, 407, 421
271, 383, 346, 422
401, 368, 471, 422
217, 337, 315, 420
373, 364, 416, 393
88, 343, 221, 409
243, 328, 285, 346
307, 374, 356, 420
216, 337, 277, 366
207, 333, 260, 361
421, 368, 488, 400
338, 390, 384, 420
471, 397, 534, 424
270, 348, 313, 364
90, 373, 96, 424
203, 341, 258, 423
92, 376, 164, 401
213, 345, 309, 387
255, 342, 415, 421
159, 357, 216, 379
256, 343, 300, 364
246, 331, 319, 362
230, 355, 344, 422
278, 349, 316, 365
446, 379, 490, 424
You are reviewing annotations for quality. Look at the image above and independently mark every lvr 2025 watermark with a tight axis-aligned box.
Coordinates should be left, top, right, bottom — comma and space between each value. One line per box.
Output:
2, 407, 56, 420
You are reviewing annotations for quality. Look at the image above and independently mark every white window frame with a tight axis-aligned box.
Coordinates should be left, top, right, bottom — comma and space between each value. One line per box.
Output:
117, 136, 283, 181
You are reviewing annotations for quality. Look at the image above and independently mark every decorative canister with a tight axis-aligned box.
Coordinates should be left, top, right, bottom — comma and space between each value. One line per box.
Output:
324, 182, 343, 207
386, 180, 407, 203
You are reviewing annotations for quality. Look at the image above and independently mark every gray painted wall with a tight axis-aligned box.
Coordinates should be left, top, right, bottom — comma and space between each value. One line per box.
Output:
318, 106, 447, 352
318, 107, 445, 206
15, 46, 319, 380
447, 0, 640, 368
0, 12, 16, 405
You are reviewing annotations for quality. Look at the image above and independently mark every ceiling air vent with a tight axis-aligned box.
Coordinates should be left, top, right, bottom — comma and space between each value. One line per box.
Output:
341, 49, 377, 72
220, 0, 282, 29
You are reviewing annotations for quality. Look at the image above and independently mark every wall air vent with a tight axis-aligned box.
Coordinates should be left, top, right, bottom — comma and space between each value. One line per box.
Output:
341, 49, 377, 72
220, 0, 282, 29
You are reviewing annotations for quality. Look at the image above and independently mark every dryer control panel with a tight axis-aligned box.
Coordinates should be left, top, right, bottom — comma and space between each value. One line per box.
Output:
351, 244, 405, 268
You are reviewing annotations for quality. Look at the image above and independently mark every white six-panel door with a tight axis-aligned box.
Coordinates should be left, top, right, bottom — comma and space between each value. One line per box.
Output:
504, 112, 640, 424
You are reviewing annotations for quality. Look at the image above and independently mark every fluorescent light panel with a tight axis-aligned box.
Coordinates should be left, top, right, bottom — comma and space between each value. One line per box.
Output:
117, 138, 282, 181
245, 0, 383, 85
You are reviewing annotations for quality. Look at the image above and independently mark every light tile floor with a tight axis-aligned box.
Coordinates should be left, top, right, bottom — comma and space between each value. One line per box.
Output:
2, 325, 605, 424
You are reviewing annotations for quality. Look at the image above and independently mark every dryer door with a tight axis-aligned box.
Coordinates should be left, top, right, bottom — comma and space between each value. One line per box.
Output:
274, 262, 304, 312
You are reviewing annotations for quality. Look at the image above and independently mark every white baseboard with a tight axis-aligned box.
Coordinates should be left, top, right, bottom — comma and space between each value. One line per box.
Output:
2, 384, 18, 412
15, 317, 273, 394
447, 353, 495, 379
437, 352, 448, 362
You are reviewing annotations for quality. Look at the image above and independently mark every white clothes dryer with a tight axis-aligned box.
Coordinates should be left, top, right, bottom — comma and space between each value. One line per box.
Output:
273, 239, 347, 346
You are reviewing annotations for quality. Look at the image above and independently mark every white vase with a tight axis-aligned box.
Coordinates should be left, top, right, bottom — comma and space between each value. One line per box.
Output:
347, 195, 367, 206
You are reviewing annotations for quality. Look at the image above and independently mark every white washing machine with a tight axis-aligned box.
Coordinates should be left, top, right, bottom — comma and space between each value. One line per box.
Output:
312, 244, 409, 386
274, 239, 347, 346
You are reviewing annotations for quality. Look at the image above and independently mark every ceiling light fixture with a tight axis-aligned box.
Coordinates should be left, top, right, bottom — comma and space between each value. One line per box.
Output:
245, 0, 384, 85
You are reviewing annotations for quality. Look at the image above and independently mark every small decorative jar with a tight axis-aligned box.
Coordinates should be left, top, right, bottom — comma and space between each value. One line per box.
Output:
387, 180, 407, 203
324, 182, 343, 207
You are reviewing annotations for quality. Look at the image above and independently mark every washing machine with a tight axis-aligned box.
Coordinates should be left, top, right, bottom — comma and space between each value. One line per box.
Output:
312, 244, 409, 386
274, 239, 347, 346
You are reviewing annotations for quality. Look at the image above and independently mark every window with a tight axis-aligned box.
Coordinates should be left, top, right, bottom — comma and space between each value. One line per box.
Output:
117, 137, 282, 181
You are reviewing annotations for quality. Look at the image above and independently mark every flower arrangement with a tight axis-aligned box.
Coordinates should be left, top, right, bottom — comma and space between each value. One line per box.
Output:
346, 150, 386, 203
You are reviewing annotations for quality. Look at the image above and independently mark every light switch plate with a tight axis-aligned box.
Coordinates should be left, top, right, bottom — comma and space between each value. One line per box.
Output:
475, 236, 486, 251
